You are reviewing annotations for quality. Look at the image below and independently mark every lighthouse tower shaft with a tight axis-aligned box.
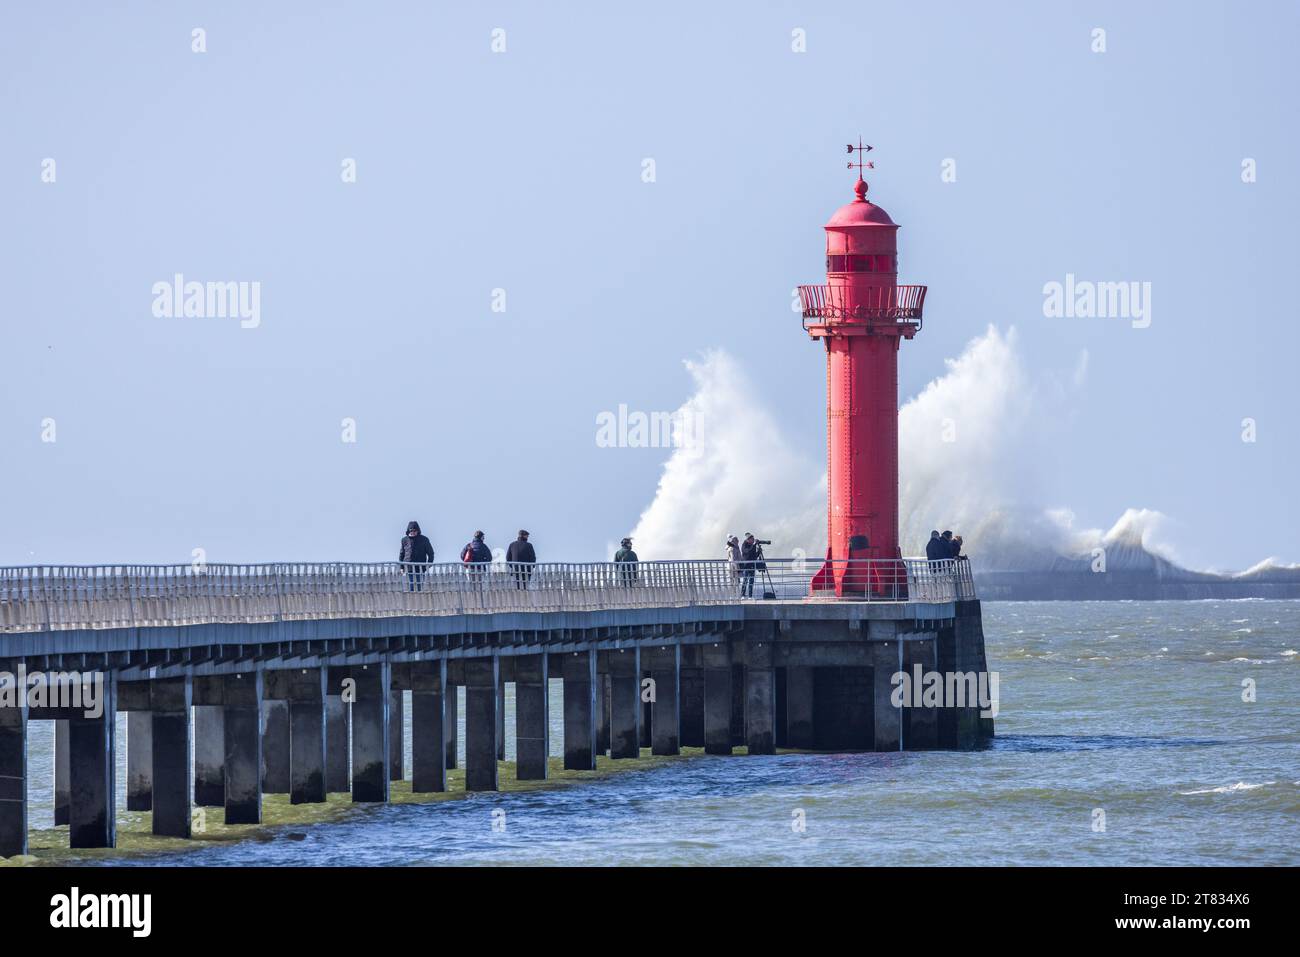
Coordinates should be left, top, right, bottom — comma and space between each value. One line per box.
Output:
800, 172, 926, 594
827, 327, 903, 560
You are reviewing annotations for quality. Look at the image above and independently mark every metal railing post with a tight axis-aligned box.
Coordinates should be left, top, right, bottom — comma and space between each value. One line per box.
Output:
41, 566, 52, 633
273, 563, 285, 622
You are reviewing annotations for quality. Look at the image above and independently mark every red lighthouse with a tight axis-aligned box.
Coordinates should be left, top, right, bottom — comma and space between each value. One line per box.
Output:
802, 142, 926, 596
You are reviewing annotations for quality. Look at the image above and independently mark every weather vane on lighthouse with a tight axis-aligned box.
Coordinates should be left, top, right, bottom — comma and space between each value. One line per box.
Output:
846, 138, 874, 180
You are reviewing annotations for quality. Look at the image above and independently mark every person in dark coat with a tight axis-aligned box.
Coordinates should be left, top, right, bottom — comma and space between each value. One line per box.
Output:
925, 530, 945, 565
941, 530, 955, 559
461, 530, 492, 564
399, 520, 435, 590
461, 530, 492, 588
739, 533, 761, 598
506, 529, 536, 589
614, 537, 638, 585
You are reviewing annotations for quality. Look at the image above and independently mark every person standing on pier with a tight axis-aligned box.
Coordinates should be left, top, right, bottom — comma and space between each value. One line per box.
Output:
506, 529, 536, 589
461, 530, 492, 589
739, 533, 761, 598
399, 520, 435, 591
614, 537, 638, 585
726, 535, 742, 590
925, 530, 945, 565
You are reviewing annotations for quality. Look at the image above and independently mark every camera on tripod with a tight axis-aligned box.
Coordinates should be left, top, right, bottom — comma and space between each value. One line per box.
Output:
745, 537, 776, 599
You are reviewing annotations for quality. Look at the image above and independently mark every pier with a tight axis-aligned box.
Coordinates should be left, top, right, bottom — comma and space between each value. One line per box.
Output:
0, 558, 992, 857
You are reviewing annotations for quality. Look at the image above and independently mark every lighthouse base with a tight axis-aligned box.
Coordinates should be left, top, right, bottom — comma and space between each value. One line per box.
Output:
738, 598, 994, 752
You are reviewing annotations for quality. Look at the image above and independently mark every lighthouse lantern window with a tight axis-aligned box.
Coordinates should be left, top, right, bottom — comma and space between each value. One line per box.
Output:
826, 254, 897, 273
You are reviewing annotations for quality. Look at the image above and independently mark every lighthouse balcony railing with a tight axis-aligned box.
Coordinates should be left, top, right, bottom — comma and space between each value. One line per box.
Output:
799, 283, 926, 330
757, 557, 974, 602
0, 558, 976, 633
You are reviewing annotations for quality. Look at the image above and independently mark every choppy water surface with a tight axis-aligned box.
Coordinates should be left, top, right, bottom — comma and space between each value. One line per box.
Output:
31, 601, 1300, 865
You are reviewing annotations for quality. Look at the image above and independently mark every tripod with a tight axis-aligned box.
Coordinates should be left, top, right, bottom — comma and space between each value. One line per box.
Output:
753, 543, 776, 600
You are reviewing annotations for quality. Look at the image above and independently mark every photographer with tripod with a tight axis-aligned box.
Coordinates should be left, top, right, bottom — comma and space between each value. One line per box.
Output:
740, 533, 771, 598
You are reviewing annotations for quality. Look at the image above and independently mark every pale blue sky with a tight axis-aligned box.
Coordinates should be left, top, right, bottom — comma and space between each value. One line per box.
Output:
2, 1, 1296, 570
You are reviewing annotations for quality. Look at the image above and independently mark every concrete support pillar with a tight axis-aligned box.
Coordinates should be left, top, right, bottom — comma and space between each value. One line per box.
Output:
444, 682, 458, 770
411, 660, 447, 793
640, 671, 653, 749
703, 642, 733, 755
325, 694, 350, 793
745, 642, 776, 755
680, 665, 704, 747
0, 696, 27, 858
55, 719, 71, 822
647, 645, 680, 756
595, 672, 611, 756
562, 650, 598, 770
785, 666, 815, 749
464, 658, 500, 792
730, 662, 747, 746
389, 689, 404, 782
288, 668, 327, 804
953, 609, 994, 747
125, 712, 151, 812
608, 648, 641, 759
774, 669, 788, 748
67, 671, 117, 848
872, 642, 902, 751
904, 638, 938, 750
514, 653, 549, 780
223, 672, 263, 824
261, 698, 290, 794
151, 675, 193, 838
350, 662, 390, 803
194, 705, 225, 807
496, 674, 507, 761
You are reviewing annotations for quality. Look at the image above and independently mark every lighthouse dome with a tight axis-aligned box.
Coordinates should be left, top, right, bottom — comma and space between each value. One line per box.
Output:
825, 177, 897, 228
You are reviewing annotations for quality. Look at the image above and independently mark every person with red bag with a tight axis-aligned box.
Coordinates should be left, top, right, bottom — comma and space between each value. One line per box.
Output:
461, 530, 492, 590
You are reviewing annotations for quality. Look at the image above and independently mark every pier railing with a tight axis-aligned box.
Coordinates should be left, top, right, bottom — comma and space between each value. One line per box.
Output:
0, 558, 976, 633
